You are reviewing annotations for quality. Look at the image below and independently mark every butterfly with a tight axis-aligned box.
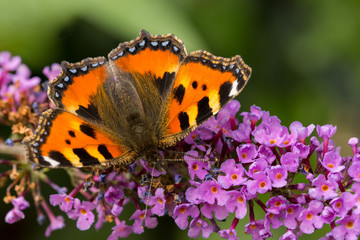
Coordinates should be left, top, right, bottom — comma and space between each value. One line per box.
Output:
23, 30, 252, 168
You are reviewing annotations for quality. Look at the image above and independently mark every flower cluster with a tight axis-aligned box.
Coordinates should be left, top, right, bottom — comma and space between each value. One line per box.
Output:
2, 52, 360, 239
0, 51, 59, 140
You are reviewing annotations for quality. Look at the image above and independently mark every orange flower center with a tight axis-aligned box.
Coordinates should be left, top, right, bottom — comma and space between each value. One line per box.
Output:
335, 202, 341, 208
250, 224, 256, 229
192, 164, 199, 170
140, 213, 145, 219
306, 213, 313, 220
275, 201, 282, 207
270, 139, 276, 144
80, 209, 87, 215
327, 163, 334, 168
259, 181, 266, 188
268, 213, 274, 219
65, 197, 71, 202
241, 153, 247, 159
321, 185, 329, 192
211, 186, 218, 193
179, 207, 186, 214
283, 140, 289, 145
346, 221, 354, 229
196, 222, 202, 226
231, 174, 238, 180
253, 169, 259, 174
237, 196, 244, 203
158, 198, 164, 204
287, 207, 294, 214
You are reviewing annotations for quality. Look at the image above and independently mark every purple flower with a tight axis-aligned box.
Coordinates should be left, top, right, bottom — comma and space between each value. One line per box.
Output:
309, 174, 338, 200
185, 181, 202, 204
187, 217, 213, 238
266, 196, 288, 214
236, 144, 257, 163
0, 51, 21, 71
284, 204, 302, 229
290, 121, 315, 143
184, 129, 207, 151
332, 214, 360, 240
321, 151, 345, 172
267, 165, 288, 188
50, 193, 74, 212
252, 117, 287, 147
244, 219, 266, 239
348, 162, 360, 182
348, 137, 359, 155
231, 122, 252, 142
201, 202, 228, 220
186, 150, 209, 180
343, 183, 360, 213
11, 196, 29, 210
217, 159, 246, 189
291, 142, 310, 159
148, 188, 166, 216
280, 152, 300, 172
298, 200, 324, 234
68, 199, 96, 231
199, 179, 229, 206
329, 197, 347, 217
173, 204, 200, 230
129, 209, 157, 234
264, 211, 283, 231
225, 190, 247, 219
258, 145, 276, 164
247, 158, 268, 177
45, 215, 65, 237
42, 63, 61, 81
317, 124, 337, 139
107, 220, 132, 240
247, 172, 272, 194
218, 228, 239, 240
279, 230, 297, 240
104, 186, 124, 204
5, 207, 25, 224
321, 206, 336, 224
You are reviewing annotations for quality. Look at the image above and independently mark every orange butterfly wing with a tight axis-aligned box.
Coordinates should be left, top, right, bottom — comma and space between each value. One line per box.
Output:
23, 109, 133, 167
159, 50, 252, 146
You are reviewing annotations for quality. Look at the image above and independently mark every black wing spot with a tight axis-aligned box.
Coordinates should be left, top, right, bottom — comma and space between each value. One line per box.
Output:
219, 81, 232, 107
192, 81, 198, 89
48, 151, 73, 166
202, 84, 207, 91
196, 97, 213, 125
73, 148, 100, 166
156, 72, 175, 97
65, 139, 71, 145
80, 124, 96, 139
68, 130, 75, 138
76, 103, 101, 122
178, 112, 190, 130
173, 84, 185, 105
98, 145, 113, 159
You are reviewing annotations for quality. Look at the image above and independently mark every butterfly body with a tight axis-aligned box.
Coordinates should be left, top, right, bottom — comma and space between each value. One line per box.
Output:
23, 30, 251, 168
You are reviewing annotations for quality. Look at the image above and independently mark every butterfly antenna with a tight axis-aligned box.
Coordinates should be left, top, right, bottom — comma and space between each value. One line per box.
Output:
142, 165, 155, 228
159, 148, 208, 162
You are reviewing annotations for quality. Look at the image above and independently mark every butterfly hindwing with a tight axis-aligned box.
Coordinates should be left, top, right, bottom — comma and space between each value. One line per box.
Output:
23, 109, 132, 167
160, 50, 252, 146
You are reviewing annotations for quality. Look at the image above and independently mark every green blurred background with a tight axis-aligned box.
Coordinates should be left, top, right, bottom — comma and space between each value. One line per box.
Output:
1, 0, 360, 239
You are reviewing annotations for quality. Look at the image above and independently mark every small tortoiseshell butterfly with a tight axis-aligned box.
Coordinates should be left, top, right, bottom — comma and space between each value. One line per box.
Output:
23, 30, 252, 168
